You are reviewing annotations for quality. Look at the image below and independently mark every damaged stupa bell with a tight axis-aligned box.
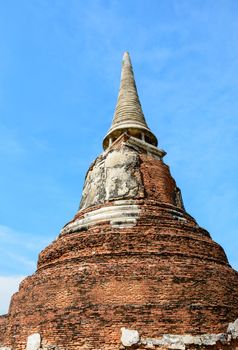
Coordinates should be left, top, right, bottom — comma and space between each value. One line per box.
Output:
0, 52, 238, 350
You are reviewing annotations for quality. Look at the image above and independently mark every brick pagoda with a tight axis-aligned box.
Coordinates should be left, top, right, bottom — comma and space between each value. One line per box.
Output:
0, 52, 238, 350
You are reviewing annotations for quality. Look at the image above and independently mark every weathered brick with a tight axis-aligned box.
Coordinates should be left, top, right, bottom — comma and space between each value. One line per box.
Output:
1, 137, 238, 350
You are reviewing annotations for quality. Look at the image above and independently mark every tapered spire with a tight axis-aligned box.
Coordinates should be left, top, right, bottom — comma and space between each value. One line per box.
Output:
103, 52, 158, 150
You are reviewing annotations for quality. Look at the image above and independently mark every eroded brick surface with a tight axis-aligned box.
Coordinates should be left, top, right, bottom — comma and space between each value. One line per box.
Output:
1, 137, 238, 350
0, 315, 8, 344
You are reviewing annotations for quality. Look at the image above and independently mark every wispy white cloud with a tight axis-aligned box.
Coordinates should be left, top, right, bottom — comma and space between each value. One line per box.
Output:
0, 225, 50, 276
0, 225, 48, 250
0, 275, 25, 315
7, 252, 36, 270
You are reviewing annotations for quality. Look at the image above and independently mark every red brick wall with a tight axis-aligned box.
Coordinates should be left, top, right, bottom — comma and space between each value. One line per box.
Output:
140, 155, 180, 206
0, 315, 7, 344
3, 200, 238, 349
2, 144, 238, 350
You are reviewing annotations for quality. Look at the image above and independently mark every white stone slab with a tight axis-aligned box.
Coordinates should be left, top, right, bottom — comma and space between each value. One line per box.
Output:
26, 333, 41, 350
121, 327, 140, 347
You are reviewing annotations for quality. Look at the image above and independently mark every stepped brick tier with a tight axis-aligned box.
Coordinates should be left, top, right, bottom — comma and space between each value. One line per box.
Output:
1, 53, 238, 350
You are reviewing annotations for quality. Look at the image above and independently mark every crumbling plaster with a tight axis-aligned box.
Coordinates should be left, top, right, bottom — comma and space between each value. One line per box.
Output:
80, 145, 144, 210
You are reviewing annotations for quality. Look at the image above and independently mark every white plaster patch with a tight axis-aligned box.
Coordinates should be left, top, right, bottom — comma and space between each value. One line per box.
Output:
121, 327, 140, 347
105, 149, 137, 168
105, 149, 140, 200
181, 335, 195, 345
80, 159, 106, 210
126, 135, 166, 159
26, 333, 41, 350
227, 318, 238, 338
80, 146, 143, 210
61, 200, 140, 235
120, 319, 238, 348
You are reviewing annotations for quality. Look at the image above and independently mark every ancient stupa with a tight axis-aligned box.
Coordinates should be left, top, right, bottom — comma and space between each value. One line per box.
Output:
1, 52, 238, 350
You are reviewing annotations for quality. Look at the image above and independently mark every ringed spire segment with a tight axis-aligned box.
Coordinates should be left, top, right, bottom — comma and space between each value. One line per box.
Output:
103, 52, 158, 150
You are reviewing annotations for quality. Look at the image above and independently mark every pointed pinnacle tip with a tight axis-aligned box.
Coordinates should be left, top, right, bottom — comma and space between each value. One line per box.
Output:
122, 51, 131, 65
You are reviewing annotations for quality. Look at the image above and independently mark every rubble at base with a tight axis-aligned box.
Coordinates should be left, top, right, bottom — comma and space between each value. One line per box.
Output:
0, 319, 238, 350
120, 318, 238, 349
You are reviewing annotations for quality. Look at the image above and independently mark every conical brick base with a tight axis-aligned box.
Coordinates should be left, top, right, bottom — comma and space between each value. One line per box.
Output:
1, 134, 238, 350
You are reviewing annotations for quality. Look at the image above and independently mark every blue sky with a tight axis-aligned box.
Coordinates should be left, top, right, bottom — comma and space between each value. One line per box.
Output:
0, 0, 238, 314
